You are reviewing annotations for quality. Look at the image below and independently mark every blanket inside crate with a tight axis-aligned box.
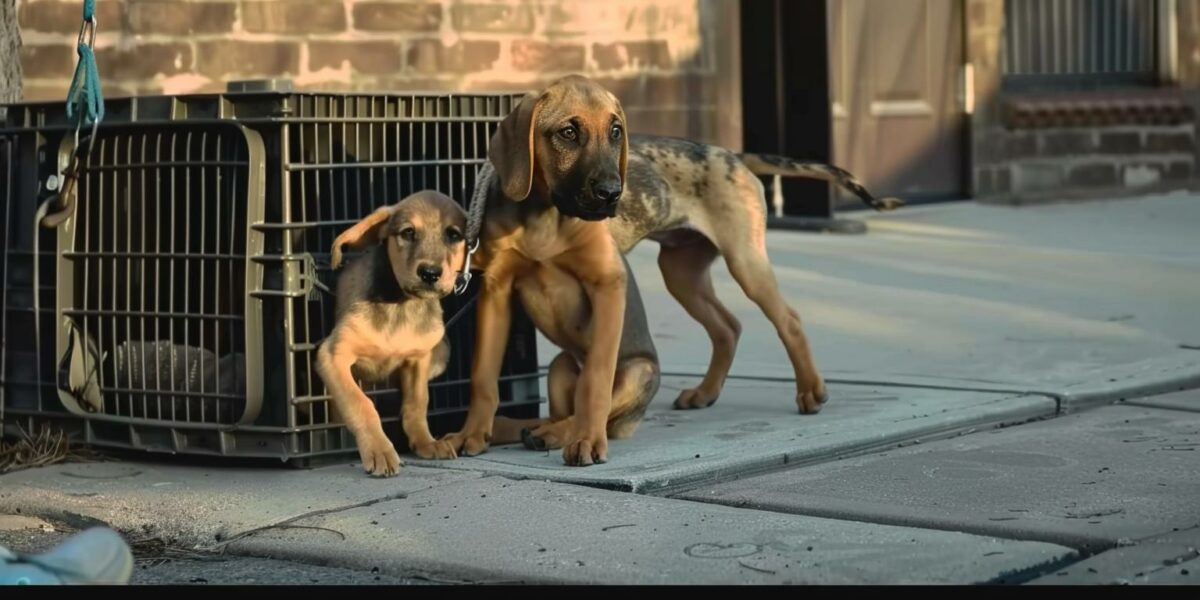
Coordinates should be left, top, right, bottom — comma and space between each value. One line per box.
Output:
58, 325, 247, 420
112, 340, 246, 399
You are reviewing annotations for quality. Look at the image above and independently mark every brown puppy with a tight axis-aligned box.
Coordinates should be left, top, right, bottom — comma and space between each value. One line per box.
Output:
317, 191, 467, 477
444, 75, 899, 463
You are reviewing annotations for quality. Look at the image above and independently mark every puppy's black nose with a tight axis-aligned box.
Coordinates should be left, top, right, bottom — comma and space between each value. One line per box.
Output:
417, 264, 442, 284
590, 178, 622, 205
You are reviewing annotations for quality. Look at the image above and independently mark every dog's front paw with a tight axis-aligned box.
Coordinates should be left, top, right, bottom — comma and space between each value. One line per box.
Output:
441, 429, 491, 457
562, 428, 608, 467
521, 420, 570, 451
411, 438, 458, 460
797, 374, 828, 415
673, 386, 719, 410
357, 435, 403, 477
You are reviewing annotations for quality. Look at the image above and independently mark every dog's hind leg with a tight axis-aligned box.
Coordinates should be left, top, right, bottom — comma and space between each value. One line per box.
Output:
492, 351, 578, 445
606, 357, 660, 440
522, 354, 658, 448
544, 350, 579, 421
500, 351, 577, 448
713, 188, 828, 414
657, 237, 741, 409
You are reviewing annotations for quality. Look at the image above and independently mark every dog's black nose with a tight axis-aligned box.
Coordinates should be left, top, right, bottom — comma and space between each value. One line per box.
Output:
417, 264, 442, 284
590, 178, 622, 205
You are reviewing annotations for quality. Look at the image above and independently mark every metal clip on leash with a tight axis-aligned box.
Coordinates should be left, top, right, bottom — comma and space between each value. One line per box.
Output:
43, 9, 103, 229
453, 238, 479, 296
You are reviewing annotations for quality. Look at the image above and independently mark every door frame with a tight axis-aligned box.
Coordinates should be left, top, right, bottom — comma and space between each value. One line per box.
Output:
740, 0, 972, 212
739, 0, 834, 220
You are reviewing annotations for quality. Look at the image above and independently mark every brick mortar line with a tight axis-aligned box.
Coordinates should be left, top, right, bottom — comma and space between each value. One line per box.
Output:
1001, 155, 1195, 166
18, 32, 704, 45
986, 125, 1197, 135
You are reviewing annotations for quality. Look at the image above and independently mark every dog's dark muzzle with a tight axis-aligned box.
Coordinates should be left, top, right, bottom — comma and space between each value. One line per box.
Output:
553, 189, 621, 221
560, 203, 618, 221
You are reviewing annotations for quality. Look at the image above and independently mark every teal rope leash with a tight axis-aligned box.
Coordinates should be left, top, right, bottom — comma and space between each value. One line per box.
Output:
65, 1, 103, 150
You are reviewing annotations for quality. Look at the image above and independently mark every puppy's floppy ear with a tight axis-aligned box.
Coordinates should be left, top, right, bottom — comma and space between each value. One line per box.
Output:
615, 99, 629, 188
489, 91, 546, 201
331, 205, 395, 270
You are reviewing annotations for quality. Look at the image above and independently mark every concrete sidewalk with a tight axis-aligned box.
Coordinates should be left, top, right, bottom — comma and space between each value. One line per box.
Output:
411, 379, 1053, 494
2, 194, 1198, 584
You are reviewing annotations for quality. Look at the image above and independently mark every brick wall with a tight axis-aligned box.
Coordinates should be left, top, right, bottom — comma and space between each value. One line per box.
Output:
975, 124, 1196, 200
967, 0, 1200, 202
15, 0, 742, 147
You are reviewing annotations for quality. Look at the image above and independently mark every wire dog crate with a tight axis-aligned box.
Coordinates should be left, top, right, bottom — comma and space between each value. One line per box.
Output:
0, 86, 541, 465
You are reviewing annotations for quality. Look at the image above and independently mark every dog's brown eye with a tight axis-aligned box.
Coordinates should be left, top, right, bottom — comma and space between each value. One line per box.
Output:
559, 126, 578, 142
398, 228, 416, 242
445, 228, 463, 243
610, 124, 622, 141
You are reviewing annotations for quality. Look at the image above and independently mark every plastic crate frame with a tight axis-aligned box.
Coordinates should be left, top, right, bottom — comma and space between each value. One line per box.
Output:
0, 92, 542, 465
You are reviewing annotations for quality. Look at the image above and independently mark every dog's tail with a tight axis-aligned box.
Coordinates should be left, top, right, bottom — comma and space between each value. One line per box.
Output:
738, 153, 904, 212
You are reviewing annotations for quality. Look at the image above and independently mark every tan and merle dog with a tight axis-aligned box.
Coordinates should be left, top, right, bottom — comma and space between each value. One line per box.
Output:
317, 191, 468, 477
441, 75, 900, 466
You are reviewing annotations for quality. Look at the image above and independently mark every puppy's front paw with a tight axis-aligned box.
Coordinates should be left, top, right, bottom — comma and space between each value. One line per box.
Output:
357, 435, 403, 477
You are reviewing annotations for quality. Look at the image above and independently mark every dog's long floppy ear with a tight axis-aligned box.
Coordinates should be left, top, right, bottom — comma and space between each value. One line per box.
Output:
331, 205, 395, 270
489, 91, 545, 201
448, 206, 469, 275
